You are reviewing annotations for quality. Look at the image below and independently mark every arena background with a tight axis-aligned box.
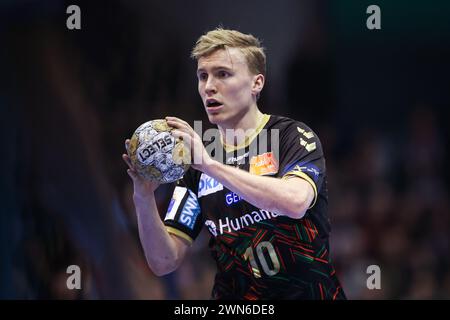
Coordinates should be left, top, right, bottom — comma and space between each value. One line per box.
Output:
1, 0, 449, 299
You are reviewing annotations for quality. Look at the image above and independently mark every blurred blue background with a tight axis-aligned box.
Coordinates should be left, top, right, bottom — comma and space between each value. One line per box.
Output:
1, 0, 449, 299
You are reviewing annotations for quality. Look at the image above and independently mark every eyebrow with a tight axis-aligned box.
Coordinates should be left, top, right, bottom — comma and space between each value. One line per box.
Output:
197, 66, 233, 74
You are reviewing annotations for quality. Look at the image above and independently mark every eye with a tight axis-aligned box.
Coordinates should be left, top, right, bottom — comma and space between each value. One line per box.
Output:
198, 72, 208, 81
217, 70, 230, 78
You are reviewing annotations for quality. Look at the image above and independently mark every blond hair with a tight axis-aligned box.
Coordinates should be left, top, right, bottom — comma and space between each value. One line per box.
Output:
191, 28, 266, 76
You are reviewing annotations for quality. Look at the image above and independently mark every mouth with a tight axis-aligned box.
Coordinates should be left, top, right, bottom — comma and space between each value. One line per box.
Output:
205, 99, 223, 112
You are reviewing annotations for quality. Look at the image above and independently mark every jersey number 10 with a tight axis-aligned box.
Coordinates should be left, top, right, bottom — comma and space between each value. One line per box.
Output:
243, 241, 281, 278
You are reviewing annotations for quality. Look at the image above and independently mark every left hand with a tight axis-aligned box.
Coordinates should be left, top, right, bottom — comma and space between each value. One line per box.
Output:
166, 116, 213, 172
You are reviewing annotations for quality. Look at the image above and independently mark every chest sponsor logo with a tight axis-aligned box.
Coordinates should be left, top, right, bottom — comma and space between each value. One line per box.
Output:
198, 173, 223, 198
225, 192, 242, 206
249, 152, 279, 176
204, 210, 281, 237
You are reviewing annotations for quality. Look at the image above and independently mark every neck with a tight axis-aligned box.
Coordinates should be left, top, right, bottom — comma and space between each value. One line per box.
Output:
218, 105, 264, 146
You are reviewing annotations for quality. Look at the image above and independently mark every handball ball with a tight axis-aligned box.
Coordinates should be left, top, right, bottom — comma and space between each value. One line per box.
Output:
127, 119, 190, 183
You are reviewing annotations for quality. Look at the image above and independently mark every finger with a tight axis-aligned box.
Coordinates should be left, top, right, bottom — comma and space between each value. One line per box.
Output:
122, 154, 134, 170
173, 131, 194, 152
171, 129, 192, 143
166, 116, 185, 123
127, 169, 138, 181
166, 117, 191, 129
125, 139, 130, 151
122, 153, 131, 166
166, 119, 185, 130
169, 122, 197, 140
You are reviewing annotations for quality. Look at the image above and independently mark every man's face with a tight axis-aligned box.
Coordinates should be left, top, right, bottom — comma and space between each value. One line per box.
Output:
197, 48, 262, 126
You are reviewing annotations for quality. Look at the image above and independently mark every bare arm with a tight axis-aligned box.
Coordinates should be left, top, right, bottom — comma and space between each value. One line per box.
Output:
123, 142, 188, 276
167, 117, 315, 219
133, 193, 189, 276
202, 161, 315, 219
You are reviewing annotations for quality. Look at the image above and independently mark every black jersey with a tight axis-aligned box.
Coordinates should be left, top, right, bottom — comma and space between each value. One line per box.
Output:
163, 114, 346, 300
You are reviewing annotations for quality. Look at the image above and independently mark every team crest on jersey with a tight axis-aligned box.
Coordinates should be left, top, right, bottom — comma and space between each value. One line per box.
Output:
198, 173, 223, 198
249, 152, 279, 176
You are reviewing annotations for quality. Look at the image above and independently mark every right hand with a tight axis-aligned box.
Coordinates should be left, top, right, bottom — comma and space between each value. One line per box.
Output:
122, 139, 160, 200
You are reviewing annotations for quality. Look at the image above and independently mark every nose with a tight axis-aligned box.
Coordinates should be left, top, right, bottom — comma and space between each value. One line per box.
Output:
204, 77, 217, 95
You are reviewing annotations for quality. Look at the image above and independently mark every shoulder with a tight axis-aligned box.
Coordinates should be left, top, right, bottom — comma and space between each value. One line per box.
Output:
266, 114, 317, 137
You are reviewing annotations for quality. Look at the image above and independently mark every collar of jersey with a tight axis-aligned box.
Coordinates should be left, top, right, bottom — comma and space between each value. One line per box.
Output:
219, 113, 271, 153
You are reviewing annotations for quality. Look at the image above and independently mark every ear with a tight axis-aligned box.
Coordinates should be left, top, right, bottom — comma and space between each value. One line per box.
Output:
251, 74, 265, 97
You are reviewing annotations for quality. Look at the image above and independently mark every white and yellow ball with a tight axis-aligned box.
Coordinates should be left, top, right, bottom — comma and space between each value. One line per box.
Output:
127, 120, 190, 183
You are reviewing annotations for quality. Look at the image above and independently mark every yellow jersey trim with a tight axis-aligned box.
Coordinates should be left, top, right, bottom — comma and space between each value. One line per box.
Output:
282, 170, 318, 209
166, 226, 193, 245
220, 114, 271, 153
